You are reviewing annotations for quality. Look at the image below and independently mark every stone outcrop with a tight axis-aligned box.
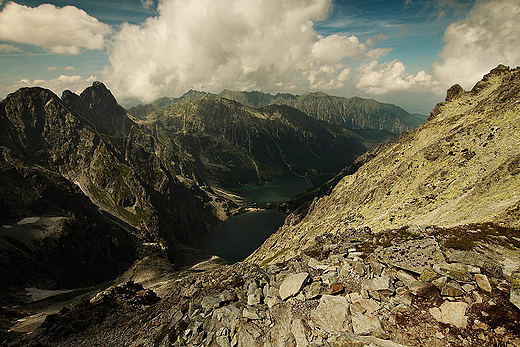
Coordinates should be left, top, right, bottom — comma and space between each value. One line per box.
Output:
15, 227, 520, 346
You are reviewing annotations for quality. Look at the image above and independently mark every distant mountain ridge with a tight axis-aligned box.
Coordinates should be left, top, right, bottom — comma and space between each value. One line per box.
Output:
129, 89, 425, 134
140, 97, 368, 187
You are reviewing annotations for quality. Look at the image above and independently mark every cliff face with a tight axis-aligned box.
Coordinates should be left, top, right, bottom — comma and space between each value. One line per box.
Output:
144, 98, 367, 187
249, 65, 520, 265
0, 85, 219, 272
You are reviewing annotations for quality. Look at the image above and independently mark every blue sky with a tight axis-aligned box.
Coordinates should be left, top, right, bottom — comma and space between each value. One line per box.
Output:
1, 0, 519, 114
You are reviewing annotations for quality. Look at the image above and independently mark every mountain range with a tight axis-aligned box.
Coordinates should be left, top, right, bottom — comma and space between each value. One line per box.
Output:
129, 89, 425, 134
0, 81, 419, 300
4, 65, 520, 346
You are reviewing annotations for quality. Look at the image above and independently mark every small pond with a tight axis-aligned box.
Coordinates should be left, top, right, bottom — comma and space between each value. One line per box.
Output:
202, 210, 286, 263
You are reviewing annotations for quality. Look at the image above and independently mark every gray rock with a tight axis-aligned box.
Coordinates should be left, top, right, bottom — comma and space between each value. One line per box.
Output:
247, 290, 261, 306
376, 237, 445, 274
441, 281, 464, 297
202, 295, 221, 310
392, 293, 412, 306
350, 298, 381, 315
475, 274, 492, 293
447, 250, 503, 278
306, 281, 325, 300
362, 275, 393, 294
432, 276, 448, 290
352, 313, 384, 337
279, 272, 309, 300
308, 257, 325, 270
291, 319, 309, 347
462, 283, 475, 293
310, 295, 350, 334
242, 306, 260, 320
370, 261, 384, 277
353, 261, 365, 276
396, 270, 417, 287
429, 301, 468, 328
220, 289, 236, 303
434, 263, 473, 282
216, 335, 231, 347
408, 280, 439, 298
265, 296, 282, 309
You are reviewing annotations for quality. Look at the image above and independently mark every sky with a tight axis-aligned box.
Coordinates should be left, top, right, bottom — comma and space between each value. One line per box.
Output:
1, 0, 519, 114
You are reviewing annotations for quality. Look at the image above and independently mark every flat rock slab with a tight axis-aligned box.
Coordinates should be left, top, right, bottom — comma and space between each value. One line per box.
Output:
376, 237, 445, 274
279, 272, 309, 300
352, 313, 384, 337
311, 295, 350, 334
429, 301, 468, 328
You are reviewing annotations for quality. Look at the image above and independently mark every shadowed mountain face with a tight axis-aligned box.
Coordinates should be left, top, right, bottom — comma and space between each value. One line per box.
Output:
0, 82, 373, 294
248, 65, 520, 265
129, 89, 424, 134
143, 98, 368, 187
0, 85, 219, 290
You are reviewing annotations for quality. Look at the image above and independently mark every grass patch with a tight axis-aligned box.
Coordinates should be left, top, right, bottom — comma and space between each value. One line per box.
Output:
260, 248, 289, 266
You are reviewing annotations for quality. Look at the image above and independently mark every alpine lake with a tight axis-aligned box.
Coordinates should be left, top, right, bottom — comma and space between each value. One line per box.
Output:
202, 177, 313, 262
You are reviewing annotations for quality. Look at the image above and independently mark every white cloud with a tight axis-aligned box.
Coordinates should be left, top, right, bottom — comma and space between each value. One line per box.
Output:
47, 66, 57, 72
61, 66, 76, 71
433, 0, 520, 90
12, 75, 98, 95
0, 2, 112, 55
104, 0, 389, 103
0, 43, 22, 53
356, 59, 434, 95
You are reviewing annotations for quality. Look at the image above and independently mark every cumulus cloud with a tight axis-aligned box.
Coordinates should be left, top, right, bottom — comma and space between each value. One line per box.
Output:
433, 0, 520, 90
104, 0, 389, 103
0, 2, 112, 55
47, 66, 57, 72
356, 59, 434, 95
0, 43, 22, 53
12, 75, 98, 95
61, 66, 76, 71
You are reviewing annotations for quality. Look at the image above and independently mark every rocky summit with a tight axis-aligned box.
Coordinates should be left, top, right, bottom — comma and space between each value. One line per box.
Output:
2, 66, 520, 347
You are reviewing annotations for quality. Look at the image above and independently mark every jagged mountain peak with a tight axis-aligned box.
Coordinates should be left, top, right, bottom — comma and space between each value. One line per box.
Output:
62, 82, 133, 137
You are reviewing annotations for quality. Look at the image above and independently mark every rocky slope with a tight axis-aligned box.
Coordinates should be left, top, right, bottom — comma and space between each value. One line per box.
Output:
249, 65, 520, 265
143, 98, 367, 187
12, 225, 520, 346
129, 90, 424, 134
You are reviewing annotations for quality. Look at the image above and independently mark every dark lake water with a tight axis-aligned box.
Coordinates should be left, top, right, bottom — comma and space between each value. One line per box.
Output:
238, 177, 313, 204
202, 177, 313, 262
202, 210, 286, 262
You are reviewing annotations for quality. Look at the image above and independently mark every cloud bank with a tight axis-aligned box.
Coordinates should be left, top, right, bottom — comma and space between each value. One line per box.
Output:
12, 75, 98, 95
2, 0, 520, 113
0, 2, 111, 55
104, 0, 389, 103
433, 0, 520, 90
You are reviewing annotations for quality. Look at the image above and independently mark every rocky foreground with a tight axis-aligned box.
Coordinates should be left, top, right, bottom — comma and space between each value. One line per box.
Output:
11, 223, 520, 346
